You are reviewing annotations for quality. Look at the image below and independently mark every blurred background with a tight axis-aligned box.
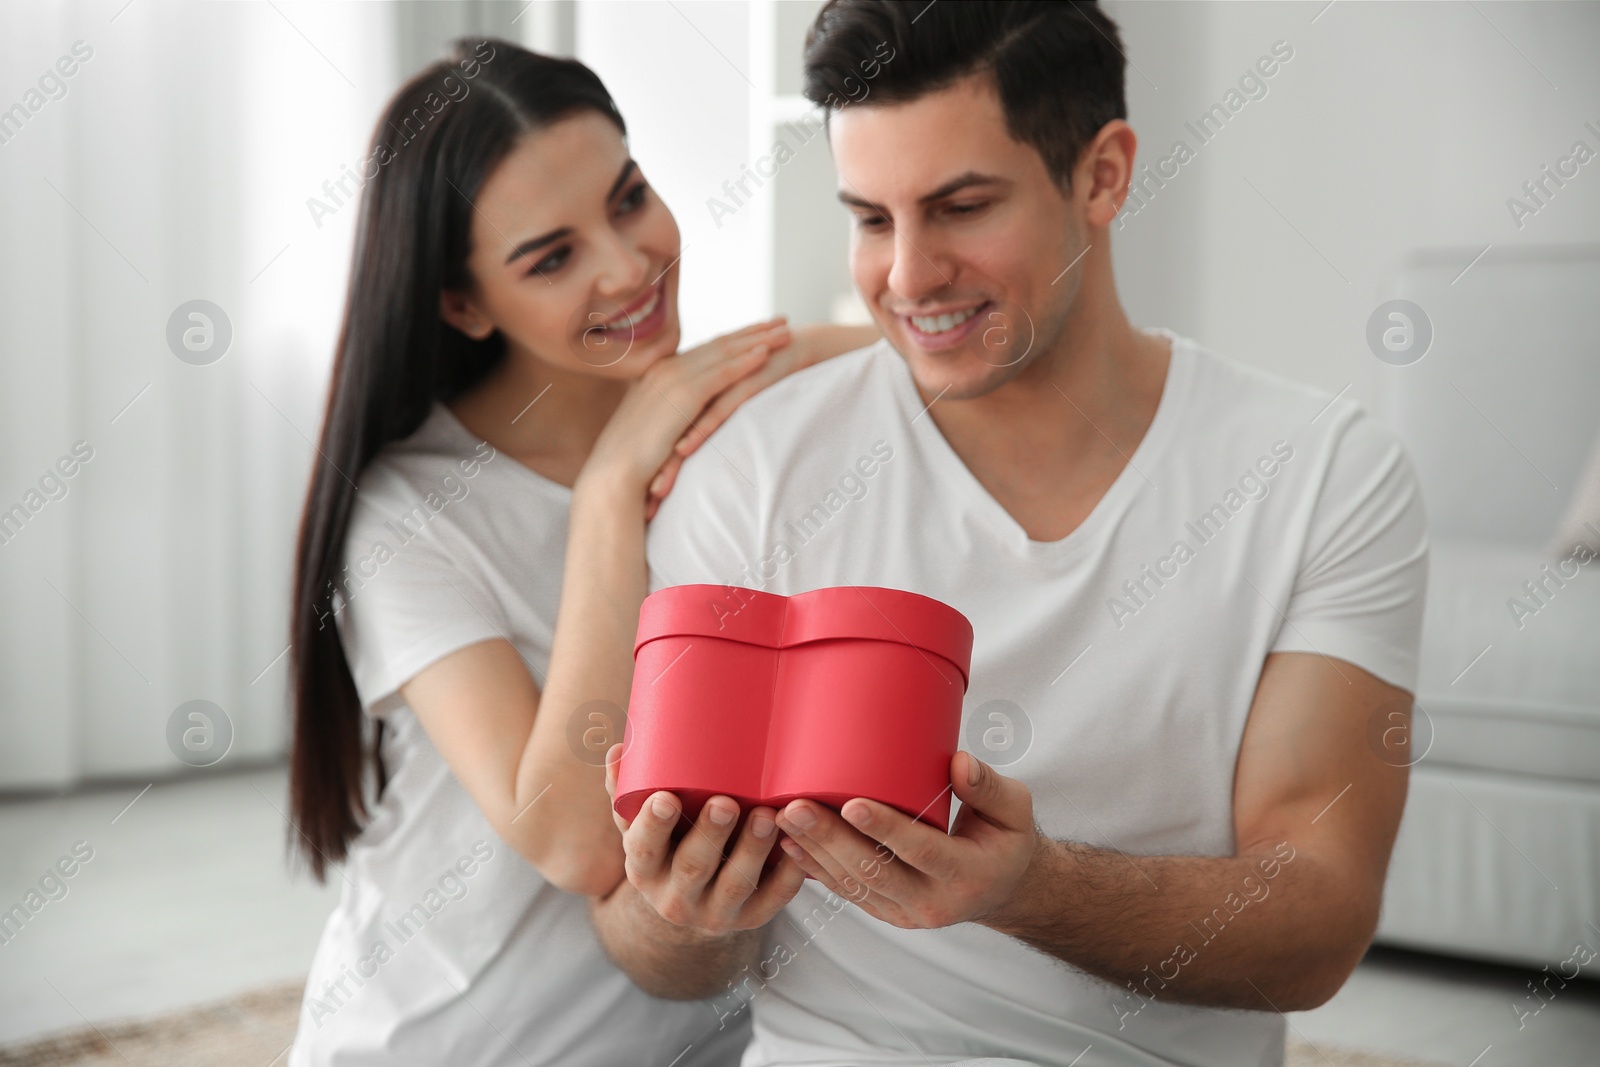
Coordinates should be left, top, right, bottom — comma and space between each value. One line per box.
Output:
1, 1, 1597, 1064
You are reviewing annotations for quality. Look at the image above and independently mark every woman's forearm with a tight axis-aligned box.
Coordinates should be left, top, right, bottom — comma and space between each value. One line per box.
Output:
511, 473, 647, 895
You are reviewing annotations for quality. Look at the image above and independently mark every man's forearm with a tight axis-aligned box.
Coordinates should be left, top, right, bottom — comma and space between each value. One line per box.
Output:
589, 879, 761, 1001
982, 837, 1372, 1013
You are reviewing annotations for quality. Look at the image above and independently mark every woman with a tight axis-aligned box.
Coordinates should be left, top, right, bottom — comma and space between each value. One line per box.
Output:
286, 39, 867, 1065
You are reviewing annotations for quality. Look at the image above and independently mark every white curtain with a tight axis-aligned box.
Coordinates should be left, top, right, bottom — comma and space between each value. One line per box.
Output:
0, 2, 568, 789
0, 0, 753, 791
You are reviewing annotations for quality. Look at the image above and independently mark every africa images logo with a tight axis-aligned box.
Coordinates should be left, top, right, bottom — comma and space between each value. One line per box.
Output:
1105, 442, 1294, 629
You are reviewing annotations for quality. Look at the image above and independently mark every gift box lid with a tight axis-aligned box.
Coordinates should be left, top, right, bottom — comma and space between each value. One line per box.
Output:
634, 584, 974, 687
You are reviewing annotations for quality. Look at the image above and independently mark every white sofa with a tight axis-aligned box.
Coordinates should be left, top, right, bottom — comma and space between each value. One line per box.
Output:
1370, 245, 1600, 977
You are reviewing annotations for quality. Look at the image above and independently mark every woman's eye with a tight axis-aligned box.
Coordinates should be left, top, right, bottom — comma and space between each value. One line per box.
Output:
530, 246, 569, 276
617, 183, 648, 214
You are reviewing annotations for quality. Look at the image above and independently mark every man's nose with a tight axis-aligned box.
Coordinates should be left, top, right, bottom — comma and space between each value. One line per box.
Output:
885, 225, 952, 303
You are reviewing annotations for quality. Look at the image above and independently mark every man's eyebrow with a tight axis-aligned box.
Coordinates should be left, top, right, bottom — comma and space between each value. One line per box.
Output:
838, 189, 881, 211
503, 160, 640, 266
918, 171, 1008, 203
836, 171, 1009, 213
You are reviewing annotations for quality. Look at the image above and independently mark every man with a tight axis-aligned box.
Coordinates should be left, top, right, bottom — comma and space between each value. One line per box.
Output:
590, 3, 1428, 1065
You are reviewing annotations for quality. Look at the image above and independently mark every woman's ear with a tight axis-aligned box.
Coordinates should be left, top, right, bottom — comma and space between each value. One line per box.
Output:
439, 289, 496, 341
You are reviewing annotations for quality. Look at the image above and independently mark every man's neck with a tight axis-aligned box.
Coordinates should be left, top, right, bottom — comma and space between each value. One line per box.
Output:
924, 299, 1172, 543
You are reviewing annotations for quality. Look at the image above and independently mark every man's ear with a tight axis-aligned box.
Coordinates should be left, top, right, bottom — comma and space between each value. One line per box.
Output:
1079, 119, 1138, 229
439, 288, 496, 341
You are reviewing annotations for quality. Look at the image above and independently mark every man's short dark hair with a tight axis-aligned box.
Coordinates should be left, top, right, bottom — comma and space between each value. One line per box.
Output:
803, 0, 1128, 189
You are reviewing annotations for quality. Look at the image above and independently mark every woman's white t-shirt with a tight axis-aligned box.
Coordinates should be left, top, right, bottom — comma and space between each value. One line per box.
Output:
289, 403, 747, 1067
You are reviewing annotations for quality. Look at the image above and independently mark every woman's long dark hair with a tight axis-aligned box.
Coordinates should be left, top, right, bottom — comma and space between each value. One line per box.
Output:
288, 39, 625, 880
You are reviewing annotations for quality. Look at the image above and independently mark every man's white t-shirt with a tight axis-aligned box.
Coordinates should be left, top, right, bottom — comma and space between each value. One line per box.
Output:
289, 404, 745, 1067
645, 331, 1428, 1067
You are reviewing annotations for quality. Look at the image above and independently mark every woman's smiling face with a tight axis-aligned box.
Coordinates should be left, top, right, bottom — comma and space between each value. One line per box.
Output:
441, 110, 683, 378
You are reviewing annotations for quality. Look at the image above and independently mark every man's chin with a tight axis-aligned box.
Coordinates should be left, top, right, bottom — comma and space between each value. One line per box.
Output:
896, 342, 1026, 404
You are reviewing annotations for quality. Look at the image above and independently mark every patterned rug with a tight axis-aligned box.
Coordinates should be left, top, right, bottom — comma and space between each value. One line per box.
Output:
0, 980, 1445, 1067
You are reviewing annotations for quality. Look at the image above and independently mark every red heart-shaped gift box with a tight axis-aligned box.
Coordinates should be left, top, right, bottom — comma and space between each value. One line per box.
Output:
614, 584, 974, 831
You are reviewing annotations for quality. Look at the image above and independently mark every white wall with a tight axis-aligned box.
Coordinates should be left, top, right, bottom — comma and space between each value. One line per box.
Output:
576, 0, 767, 345
1109, 0, 1600, 410
575, 0, 1600, 412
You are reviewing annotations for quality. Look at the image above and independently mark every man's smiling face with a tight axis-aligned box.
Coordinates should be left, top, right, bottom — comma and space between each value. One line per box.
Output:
832, 73, 1090, 401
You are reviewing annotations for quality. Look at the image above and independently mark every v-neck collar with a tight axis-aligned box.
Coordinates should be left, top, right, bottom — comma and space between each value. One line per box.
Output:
886, 328, 1190, 563
430, 402, 573, 501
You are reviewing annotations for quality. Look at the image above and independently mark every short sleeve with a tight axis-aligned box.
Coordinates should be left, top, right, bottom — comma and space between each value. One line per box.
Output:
334, 491, 510, 715
1270, 407, 1430, 692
